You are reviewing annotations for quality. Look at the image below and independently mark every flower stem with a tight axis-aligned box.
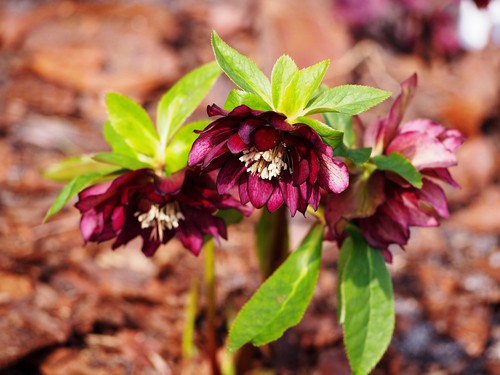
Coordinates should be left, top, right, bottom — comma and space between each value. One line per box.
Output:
204, 239, 221, 375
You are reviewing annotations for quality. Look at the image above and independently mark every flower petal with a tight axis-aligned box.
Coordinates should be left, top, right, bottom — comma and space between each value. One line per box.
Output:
227, 133, 248, 154
418, 178, 449, 218
216, 157, 246, 194
251, 126, 281, 151
267, 186, 284, 212
387, 131, 457, 169
318, 155, 349, 193
248, 173, 274, 208
154, 169, 185, 195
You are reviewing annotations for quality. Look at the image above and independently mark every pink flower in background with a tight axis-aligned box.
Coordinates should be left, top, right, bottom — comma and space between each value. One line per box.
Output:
326, 74, 464, 260
75, 168, 248, 257
189, 104, 349, 216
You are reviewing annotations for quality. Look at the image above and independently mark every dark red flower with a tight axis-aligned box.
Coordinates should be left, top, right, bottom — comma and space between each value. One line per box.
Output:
325, 75, 464, 260
188, 105, 349, 216
75, 168, 248, 256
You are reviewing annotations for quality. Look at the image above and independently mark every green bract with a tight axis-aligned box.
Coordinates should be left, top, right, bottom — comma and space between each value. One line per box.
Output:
44, 62, 221, 220
228, 224, 324, 352
372, 152, 423, 188
338, 226, 395, 375
212, 30, 391, 131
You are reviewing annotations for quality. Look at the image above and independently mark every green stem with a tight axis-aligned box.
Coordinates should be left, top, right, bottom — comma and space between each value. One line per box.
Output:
204, 239, 221, 375
256, 206, 289, 278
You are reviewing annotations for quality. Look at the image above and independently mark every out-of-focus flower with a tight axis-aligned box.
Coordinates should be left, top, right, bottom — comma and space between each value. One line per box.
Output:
75, 168, 248, 256
188, 104, 349, 216
326, 75, 464, 260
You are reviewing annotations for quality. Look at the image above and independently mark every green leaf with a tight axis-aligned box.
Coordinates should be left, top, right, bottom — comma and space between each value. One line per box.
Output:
296, 116, 343, 150
323, 112, 355, 147
224, 90, 272, 112
106, 93, 160, 158
93, 152, 154, 170
103, 121, 138, 158
372, 152, 422, 188
271, 55, 298, 109
339, 226, 395, 375
43, 155, 114, 182
279, 60, 329, 119
164, 120, 211, 174
157, 62, 221, 147
333, 144, 372, 165
211, 30, 272, 105
228, 224, 324, 352
305, 85, 391, 116
44, 169, 119, 221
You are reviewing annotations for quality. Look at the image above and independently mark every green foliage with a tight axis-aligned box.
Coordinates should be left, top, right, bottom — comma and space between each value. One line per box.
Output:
372, 152, 423, 188
333, 144, 372, 165
43, 155, 114, 182
323, 112, 356, 147
224, 90, 272, 111
278, 60, 329, 119
92, 152, 153, 170
271, 55, 298, 109
105, 93, 160, 158
305, 85, 391, 116
211, 31, 272, 105
156, 62, 221, 147
228, 224, 324, 352
338, 226, 395, 375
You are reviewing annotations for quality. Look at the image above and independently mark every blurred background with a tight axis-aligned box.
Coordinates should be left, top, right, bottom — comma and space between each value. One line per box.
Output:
0, 0, 499, 374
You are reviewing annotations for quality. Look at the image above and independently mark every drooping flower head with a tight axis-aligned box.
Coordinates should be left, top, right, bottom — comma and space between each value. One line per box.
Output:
188, 104, 349, 216
325, 74, 464, 260
75, 168, 248, 256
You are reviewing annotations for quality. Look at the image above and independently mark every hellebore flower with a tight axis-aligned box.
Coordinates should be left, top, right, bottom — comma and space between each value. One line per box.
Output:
325, 74, 464, 260
75, 168, 248, 256
188, 104, 349, 216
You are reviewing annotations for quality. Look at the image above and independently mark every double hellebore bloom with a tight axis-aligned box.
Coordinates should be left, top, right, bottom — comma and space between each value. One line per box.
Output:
188, 105, 349, 216
75, 168, 247, 256
325, 74, 464, 260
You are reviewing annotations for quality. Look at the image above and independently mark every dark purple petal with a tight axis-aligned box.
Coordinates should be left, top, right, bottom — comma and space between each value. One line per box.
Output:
207, 104, 228, 117
248, 173, 274, 208
318, 155, 349, 193
259, 111, 294, 131
227, 133, 248, 153
267, 186, 284, 212
189, 127, 235, 167
293, 158, 310, 186
279, 179, 299, 216
176, 222, 204, 255
141, 236, 164, 257
216, 157, 247, 194
251, 127, 281, 151
237, 174, 249, 206
238, 118, 263, 144
154, 169, 185, 195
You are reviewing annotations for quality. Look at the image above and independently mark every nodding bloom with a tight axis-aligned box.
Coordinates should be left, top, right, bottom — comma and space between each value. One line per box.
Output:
325, 74, 464, 261
75, 168, 249, 257
188, 104, 349, 216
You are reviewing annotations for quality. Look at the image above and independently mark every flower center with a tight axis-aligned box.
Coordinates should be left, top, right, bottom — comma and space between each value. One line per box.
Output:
239, 144, 289, 180
136, 202, 185, 241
